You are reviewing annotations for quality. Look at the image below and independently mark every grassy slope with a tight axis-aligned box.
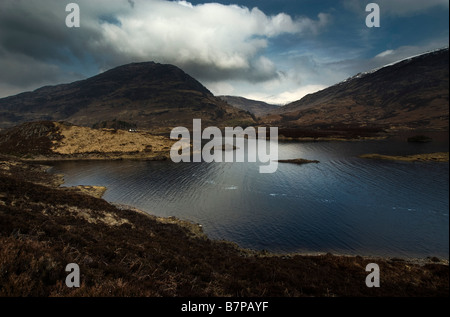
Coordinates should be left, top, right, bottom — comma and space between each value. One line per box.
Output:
52, 122, 173, 157
0, 157, 448, 297
0, 121, 174, 161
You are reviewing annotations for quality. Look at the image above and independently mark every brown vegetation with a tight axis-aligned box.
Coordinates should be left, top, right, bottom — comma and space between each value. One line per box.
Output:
263, 48, 449, 132
0, 62, 255, 131
360, 152, 449, 162
277, 158, 320, 165
0, 121, 174, 161
0, 156, 448, 297
52, 122, 173, 157
277, 126, 387, 141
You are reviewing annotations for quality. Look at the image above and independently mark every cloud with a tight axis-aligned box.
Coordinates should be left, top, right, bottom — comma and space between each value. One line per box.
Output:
91, 1, 330, 81
243, 39, 449, 105
0, 0, 330, 97
324, 41, 449, 86
246, 84, 327, 105
0, 47, 83, 97
370, 44, 448, 66
0, 0, 446, 104
375, 49, 394, 58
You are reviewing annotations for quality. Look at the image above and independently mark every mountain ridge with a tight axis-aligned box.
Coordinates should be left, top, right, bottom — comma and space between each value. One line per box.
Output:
218, 95, 279, 117
264, 48, 449, 131
0, 62, 255, 131
1, 49, 448, 133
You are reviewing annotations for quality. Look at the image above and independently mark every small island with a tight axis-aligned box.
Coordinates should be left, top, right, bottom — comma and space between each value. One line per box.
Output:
221, 144, 239, 151
359, 152, 449, 162
407, 135, 433, 143
277, 158, 320, 165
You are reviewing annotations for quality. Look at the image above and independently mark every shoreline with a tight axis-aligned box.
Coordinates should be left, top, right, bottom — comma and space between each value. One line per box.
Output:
1, 155, 448, 296
4, 140, 449, 263
41, 153, 449, 262
277, 135, 388, 142
107, 202, 450, 264
58, 173, 448, 264
359, 152, 449, 162
16, 153, 171, 163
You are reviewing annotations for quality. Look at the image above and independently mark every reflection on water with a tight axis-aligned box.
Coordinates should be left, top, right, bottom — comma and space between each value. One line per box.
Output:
50, 136, 449, 258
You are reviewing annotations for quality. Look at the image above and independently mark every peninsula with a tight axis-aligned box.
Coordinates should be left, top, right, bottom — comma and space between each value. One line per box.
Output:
359, 152, 449, 162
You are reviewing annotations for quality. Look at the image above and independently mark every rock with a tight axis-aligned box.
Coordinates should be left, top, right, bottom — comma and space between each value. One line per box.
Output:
277, 158, 320, 165
407, 135, 432, 143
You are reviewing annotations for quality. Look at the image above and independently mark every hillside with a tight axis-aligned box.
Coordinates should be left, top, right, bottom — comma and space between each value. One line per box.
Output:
0, 121, 173, 160
0, 156, 448, 297
264, 48, 449, 133
219, 95, 279, 117
0, 62, 255, 132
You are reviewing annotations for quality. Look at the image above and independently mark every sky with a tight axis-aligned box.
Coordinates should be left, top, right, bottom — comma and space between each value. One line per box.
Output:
0, 0, 448, 104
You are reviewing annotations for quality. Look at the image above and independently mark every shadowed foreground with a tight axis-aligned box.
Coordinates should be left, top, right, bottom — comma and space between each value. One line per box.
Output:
0, 156, 448, 297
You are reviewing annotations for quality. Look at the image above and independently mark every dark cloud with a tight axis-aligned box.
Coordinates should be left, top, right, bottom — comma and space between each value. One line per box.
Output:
0, 0, 326, 98
0, 0, 447, 103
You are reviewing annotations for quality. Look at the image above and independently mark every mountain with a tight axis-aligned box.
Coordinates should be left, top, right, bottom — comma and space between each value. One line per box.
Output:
219, 95, 279, 117
0, 62, 255, 131
264, 48, 449, 132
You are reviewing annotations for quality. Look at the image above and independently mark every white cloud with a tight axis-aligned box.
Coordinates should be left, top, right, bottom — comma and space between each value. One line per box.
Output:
245, 84, 327, 105
375, 49, 394, 58
321, 41, 449, 89
177, 1, 193, 9
207, 81, 235, 96
0, 0, 446, 105
90, 0, 329, 80
371, 44, 448, 68
0, 0, 330, 97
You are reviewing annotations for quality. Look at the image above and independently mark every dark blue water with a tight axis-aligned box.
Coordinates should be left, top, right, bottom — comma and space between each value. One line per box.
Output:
50, 135, 449, 258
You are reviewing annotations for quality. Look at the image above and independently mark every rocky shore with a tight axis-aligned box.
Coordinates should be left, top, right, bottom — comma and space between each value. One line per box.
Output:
277, 158, 320, 165
359, 152, 449, 162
